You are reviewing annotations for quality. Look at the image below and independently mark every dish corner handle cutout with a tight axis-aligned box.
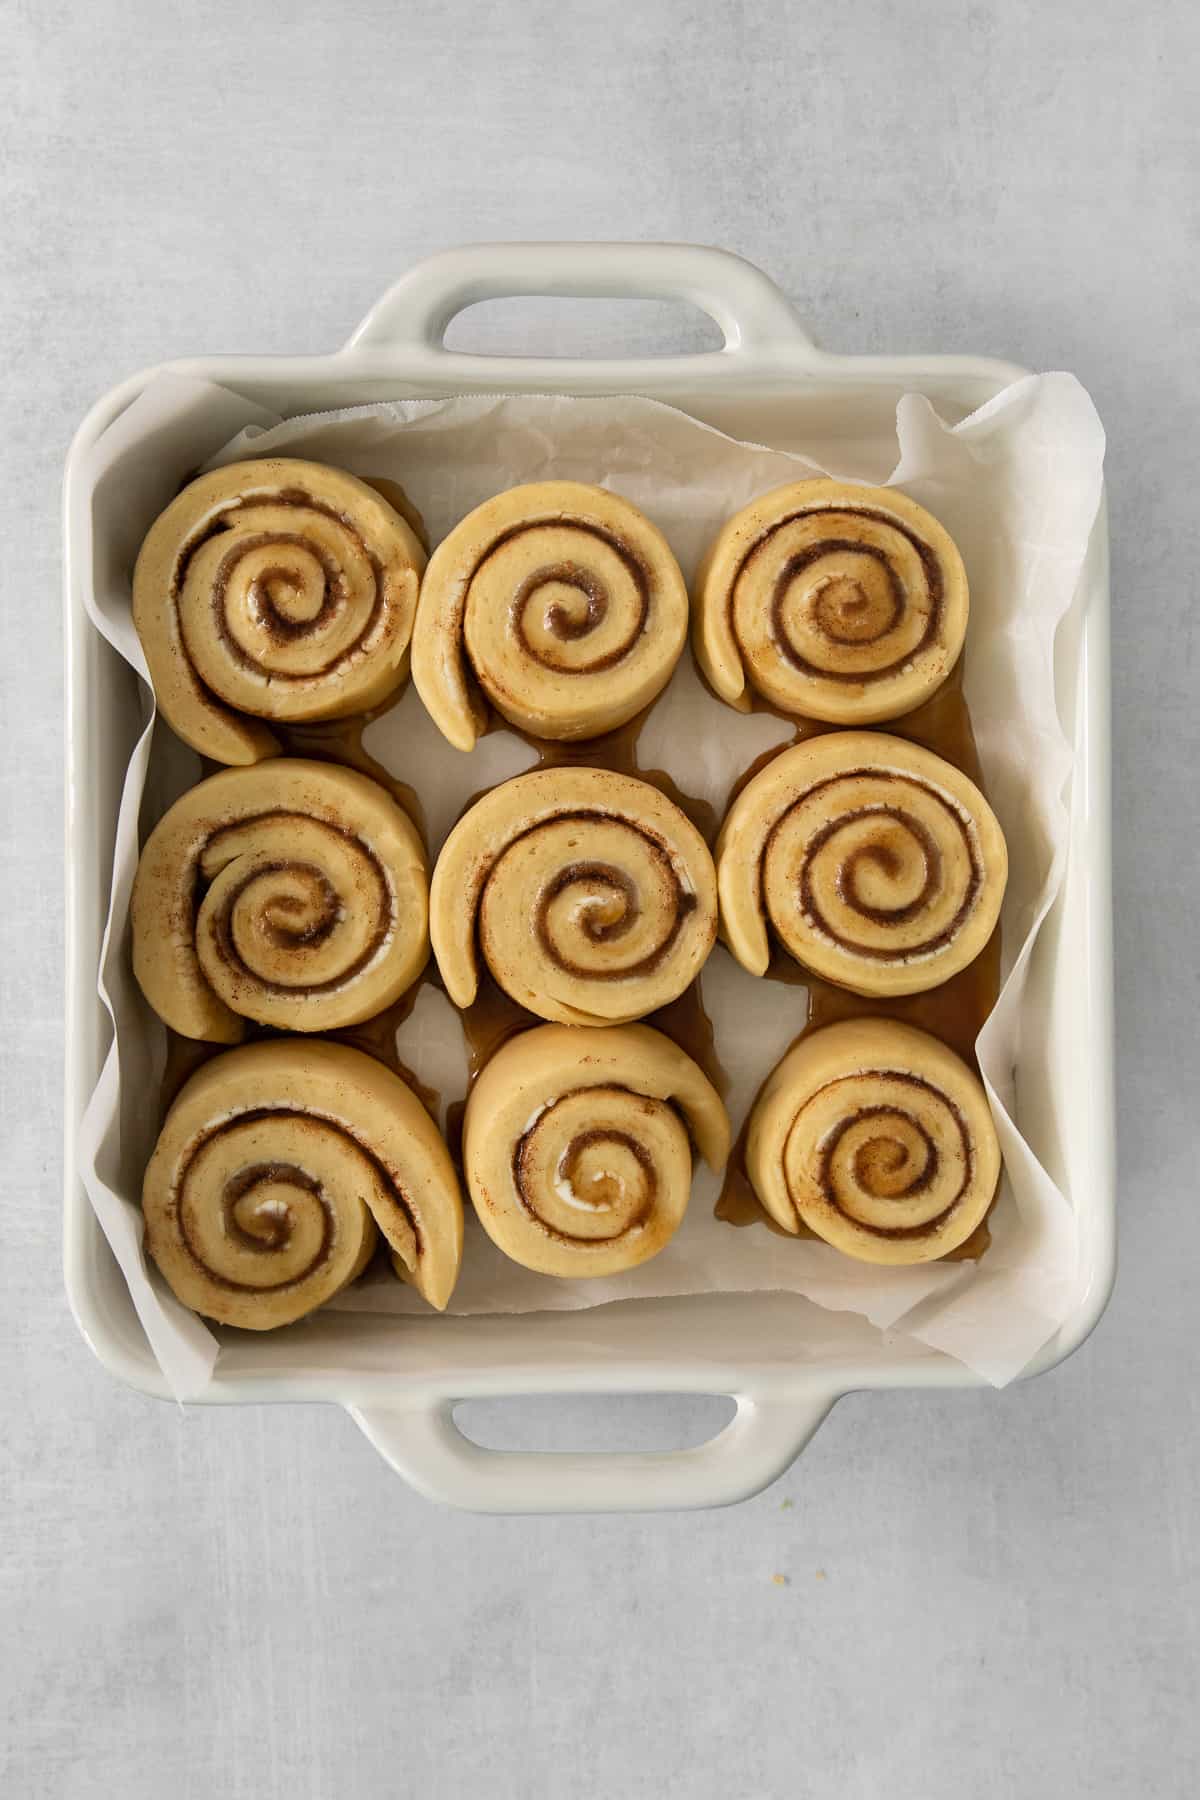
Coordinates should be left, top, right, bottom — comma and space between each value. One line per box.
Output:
341, 241, 821, 372
346, 1387, 837, 1514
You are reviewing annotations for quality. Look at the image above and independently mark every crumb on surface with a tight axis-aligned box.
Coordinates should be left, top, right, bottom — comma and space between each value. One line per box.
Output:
772, 1572, 789, 1587
815, 1569, 827, 1581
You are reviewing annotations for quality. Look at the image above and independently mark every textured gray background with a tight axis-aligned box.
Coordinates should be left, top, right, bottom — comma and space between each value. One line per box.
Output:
3, 1, 1197, 1795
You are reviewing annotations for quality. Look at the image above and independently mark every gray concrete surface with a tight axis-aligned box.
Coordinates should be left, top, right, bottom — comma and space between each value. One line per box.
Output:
2, 1, 1197, 1794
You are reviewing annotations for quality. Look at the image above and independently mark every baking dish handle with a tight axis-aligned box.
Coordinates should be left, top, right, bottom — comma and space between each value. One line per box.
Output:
346, 1389, 835, 1514
342, 242, 820, 371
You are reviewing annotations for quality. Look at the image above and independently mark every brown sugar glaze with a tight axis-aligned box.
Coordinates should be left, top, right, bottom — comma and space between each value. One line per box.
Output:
713, 657, 1000, 1261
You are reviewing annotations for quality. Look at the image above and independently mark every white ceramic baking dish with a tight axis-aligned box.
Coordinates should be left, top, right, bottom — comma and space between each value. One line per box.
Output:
63, 243, 1115, 1512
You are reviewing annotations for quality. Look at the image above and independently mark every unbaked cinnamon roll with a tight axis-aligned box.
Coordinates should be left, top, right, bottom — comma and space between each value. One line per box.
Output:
746, 1018, 1000, 1264
463, 1023, 729, 1277
717, 732, 1006, 997
694, 479, 969, 724
132, 759, 428, 1040
143, 1038, 464, 1326
133, 459, 426, 764
430, 766, 717, 1025
411, 481, 688, 747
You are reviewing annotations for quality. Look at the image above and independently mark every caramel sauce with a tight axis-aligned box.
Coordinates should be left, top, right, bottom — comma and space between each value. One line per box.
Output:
440, 966, 534, 1165
722, 654, 980, 778
713, 1130, 793, 1235
157, 976, 441, 1127
196, 702, 424, 841
273, 690, 426, 848
457, 964, 538, 1081
714, 658, 999, 1262
327, 982, 440, 1119
646, 978, 727, 1098
159, 1029, 222, 1113
198, 680, 425, 838
509, 705, 719, 843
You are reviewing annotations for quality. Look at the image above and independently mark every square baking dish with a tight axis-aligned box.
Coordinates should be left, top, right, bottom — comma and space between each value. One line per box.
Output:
63, 243, 1114, 1512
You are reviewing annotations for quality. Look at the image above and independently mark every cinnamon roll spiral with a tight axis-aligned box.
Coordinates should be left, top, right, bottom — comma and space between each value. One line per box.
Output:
143, 1039, 464, 1326
430, 766, 717, 1025
746, 1019, 1001, 1264
717, 732, 1006, 997
463, 1023, 730, 1277
411, 481, 688, 747
694, 480, 969, 724
133, 459, 426, 764
132, 759, 428, 1040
